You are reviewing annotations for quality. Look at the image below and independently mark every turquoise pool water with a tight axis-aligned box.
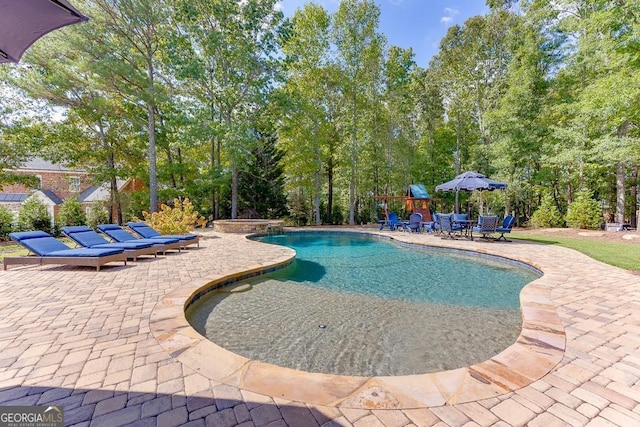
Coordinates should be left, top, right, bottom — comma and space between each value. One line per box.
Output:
187, 232, 541, 376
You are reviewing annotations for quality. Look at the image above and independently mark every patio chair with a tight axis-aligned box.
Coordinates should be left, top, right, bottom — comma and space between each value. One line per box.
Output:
61, 225, 158, 261
4, 231, 127, 271
439, 214, 463, 239
96, 224, 182, 254
126, 222, 200, 249
472, 215, 499, 240
429, 212, 442, 234
406, 212, 423, 233
380, 212, 399, 231
496, 215, 515, 241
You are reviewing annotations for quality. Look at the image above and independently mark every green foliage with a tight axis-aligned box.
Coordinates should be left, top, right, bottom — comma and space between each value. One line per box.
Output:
139, 198, 206, 234
0, 206, 15, 241
287, 190, 309, 226
565, 190, 603, 230
57, 197, 86, 228
237, 127, 289, 219
86, 202, 111, 229
530, 193, 563, 228
18, 197, 52, 234
2, 0, 639, 231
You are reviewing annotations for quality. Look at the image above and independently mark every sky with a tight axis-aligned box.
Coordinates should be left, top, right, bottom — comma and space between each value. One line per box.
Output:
277, 0, 489, 68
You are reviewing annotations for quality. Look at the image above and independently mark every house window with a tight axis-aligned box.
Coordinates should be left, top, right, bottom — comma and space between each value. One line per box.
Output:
69, 176, 81, 192
35, 175, 42, 189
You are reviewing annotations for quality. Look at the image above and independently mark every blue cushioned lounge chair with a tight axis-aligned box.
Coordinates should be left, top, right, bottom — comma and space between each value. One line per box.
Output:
126, 222, 199, 249
96, 224, 182, 254
496, 215, 515, 241
62, 226, 158, 261
472, 215, 499, 240
4, 231, 127, 271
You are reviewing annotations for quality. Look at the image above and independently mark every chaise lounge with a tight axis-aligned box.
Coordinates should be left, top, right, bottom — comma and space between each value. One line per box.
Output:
126, 222, 200, 249
4, 231, 127, 271
96, 224, 182, 254
61, 226, 158, 261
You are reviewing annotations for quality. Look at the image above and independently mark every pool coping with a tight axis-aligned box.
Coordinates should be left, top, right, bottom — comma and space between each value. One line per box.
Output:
149, 229, 566, 410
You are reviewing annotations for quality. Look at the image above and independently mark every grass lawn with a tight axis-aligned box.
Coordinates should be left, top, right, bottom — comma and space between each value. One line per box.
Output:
510, 230, 640, 272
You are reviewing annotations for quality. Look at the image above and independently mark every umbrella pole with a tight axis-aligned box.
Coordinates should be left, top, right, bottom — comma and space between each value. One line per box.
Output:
455, 191, 459, 214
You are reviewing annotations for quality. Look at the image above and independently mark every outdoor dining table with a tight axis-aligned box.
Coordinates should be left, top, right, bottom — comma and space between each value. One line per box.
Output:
453, 219, 477, 240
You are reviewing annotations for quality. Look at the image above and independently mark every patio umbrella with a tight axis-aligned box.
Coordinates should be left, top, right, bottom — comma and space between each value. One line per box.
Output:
435, 171, 507, 213
0, 0, 88, 64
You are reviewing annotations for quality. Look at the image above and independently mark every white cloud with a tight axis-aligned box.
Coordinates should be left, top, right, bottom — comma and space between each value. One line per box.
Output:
388, 0, 404, 5
441, 7, 460, 24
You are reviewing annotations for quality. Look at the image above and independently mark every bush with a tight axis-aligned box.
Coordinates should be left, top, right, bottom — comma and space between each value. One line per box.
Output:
86, 202, 110, 229
18, 197, 52, 234
565, 189, 602, 229
137, 198, 206, 234
57, 197, 86, 228
0, 206, 15, 241
287, 190, 308, 226
530, 193, 563, 228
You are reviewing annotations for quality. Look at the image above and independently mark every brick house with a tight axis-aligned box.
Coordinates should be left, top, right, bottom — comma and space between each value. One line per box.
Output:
0, 157, 142, 225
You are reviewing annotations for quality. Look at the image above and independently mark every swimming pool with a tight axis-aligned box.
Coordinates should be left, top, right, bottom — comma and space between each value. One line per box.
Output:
186, 232, 541, 376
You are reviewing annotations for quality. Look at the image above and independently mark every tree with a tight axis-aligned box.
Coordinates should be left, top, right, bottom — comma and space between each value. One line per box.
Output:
90, 0, 174, 213
8, 14, 147, 225
238, 124, 288, 219
171, 0, 284, 219
333, 0, 384, 224
279, 3, 336, 225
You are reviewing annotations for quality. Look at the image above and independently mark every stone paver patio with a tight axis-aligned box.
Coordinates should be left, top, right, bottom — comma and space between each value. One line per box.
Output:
1, 227, 640, 426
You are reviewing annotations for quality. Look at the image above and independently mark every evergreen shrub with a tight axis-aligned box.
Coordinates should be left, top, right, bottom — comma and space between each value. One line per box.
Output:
57, 197, 86, 227
87, 202, 110, 229
530, 193, 563, 228
0, 206, 15, 241
565, 189, 602, 229
18, 197, 52, 234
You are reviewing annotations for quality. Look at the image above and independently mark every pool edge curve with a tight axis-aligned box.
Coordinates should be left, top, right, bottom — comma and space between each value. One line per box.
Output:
149, 229, 566, 410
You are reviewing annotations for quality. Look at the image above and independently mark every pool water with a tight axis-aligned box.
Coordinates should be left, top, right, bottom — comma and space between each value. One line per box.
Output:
186, 232, 541, 376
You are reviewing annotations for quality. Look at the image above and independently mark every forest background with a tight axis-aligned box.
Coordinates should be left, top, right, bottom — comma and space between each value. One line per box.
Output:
1, 0, 639, 228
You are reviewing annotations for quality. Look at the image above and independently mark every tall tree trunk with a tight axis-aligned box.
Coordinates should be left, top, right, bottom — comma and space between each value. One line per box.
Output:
105, 141, 122, 225
110, 173, 123, 225
326, 152, 334, 224
166, 147, 177, 188
147, 102, 157, 212
231, 164, 238, 219
146, 55, 158, 213
314, 169, 321, 225
616, 162, 625, 224
215, 138, 221, 219
632, 165, 638, 229
349, 97, 357, 225
313, 130, 321, 226
210, 137, 216, 220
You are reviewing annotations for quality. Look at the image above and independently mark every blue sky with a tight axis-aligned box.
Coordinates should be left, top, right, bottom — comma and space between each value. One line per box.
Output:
277, 0, 489, 68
